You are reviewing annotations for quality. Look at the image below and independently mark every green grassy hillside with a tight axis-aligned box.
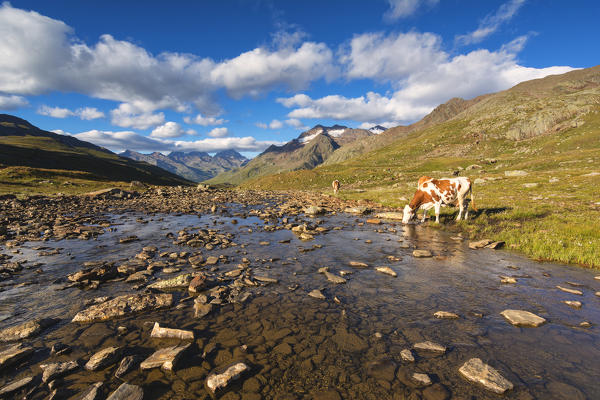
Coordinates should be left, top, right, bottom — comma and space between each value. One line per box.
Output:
241, 67, 600, 267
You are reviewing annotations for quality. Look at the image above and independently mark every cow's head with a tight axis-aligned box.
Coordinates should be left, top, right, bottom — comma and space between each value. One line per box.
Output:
402, 204, 415, 224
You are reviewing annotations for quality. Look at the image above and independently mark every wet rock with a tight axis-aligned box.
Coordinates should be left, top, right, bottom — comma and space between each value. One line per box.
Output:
205, 256, 219, 265
151, 322, 194, 340
308, 289, 326, 300
79, 382, 103, 400
500, 276, 517, 284
348, 261, 368, 268
254, 276, 278, 284
375, 212, 404, 220
85, 346, 122, 370
0, 344, 33, 368
332, 328, 368, 352
206, 362, 250, 394
400, 349, 415, 362
40, 360, 79, 383
459, 358, 513, 394
115, 355, 139, 378
422, 383, 450, 400
433, 311, 459, 319
304, 206, 325, 215
563, 300, 582, 309
412, 373, 432, 386
106, 383, 143, 400
486, 241, 505, 249
375, 266, 397, 277
413, 341, 446, 354
324, 271, 346, 284
412, 250, 432, 258
0, 376, 33, 396
147, 273, 192, 290
556, 285, 583, 295
194, 302, 213, 318
188, 273, 209, 293
119, 236, 138, 244
366, 218, 382, 225
140, 343, 191, 371
0, 318, 57, 342
68, 263, 117, 283
468, 239, 492, 249
72, 293, 173, 323
344, 206, 370, 215
51, 342, 71, 355
366, 359, 397, 382
500, 309, 546, 327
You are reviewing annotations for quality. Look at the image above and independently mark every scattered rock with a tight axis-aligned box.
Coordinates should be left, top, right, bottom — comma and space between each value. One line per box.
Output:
308, 290, 326, 300
254, 276, 278, 284
348, 261, 368, 268
147, 273, 192, 290
375, 266, 397, 277
0, 376, 34, 396
78, 382, 103, 400
206, 362, 250, 394
412, 250, 432, 258
366, 218, 381, 225
0, 318, 57, 342
40, 360, 79, 383
194, 302, 213, 318
0, 344, 33, 368
433, 311, 459, 319
106, 383, 143, 400
324, 271, 346, 284
412, 373, 432, 386
459, 358, 513, 394
523, 183, 539, 188
563, 300, 582, 309
400, 349, 415, 362
375, 212, 404, 220
205, 256, 219, 265
505, 170, 528, 177
150, 322, 194, 340
304, 206, 325, 215
414, 341, 446, 354
500, 276, 517, 284
500, 309, 546, 327
115, 355, 139, 379
469, 239, 492, 249
85, 347, 122, 371
422, 383, 450, 400
72, 293, 173, 323
140, 343, 191, 371
556, 285, 583, 295
486, 241, 505, 249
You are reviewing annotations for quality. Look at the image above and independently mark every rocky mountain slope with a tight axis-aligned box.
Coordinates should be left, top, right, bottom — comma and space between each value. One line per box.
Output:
209, 125, 377, 184
120, 149, 247, 182
0, 114, 191, 186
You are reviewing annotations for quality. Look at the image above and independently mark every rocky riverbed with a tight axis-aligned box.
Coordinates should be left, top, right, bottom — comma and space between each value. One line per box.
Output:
0, 187, 599, 399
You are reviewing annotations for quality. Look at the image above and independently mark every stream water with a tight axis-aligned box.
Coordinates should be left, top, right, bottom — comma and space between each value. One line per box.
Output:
1, 204, 599, 399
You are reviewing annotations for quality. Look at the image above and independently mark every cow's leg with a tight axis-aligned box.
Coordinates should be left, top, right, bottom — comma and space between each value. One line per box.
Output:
456, 198, 464, 221
434, 203, 441, 223
420, 208, 427, 222
464, 200, 469, 220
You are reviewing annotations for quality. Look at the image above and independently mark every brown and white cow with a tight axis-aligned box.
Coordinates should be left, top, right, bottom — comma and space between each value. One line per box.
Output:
402, 176, 475, 224
332, 179, 340, 195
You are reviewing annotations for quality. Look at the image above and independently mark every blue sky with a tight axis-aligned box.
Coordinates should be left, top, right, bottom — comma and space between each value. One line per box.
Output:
0, 0, 598, 157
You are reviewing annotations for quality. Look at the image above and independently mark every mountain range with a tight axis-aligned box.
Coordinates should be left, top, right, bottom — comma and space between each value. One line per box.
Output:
120, 149, 247, 182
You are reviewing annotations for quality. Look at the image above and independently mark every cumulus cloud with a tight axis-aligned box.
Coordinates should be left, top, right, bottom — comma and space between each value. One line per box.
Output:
456, 0, 526, 45
280, 32, 574, 124
150, 122, 195, 138
37, 105, 105, 119
71, 129, 282, 153
285, 118, 308, 130
207, 127, 229, 138
268, 119, 283, 129
183, 113, 227, 126
110, 103, 165, 129
0, 94, 28, 110
384, 0, 439, 21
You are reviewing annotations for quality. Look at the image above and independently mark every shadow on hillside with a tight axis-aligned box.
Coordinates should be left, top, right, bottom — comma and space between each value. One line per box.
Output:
471, 207, 510, 218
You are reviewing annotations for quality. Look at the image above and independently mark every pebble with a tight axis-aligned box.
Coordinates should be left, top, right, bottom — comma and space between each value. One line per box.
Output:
412, 250, 432, 258
348, 261, 368, 268
500, 276, 517, 284
400, 349, 415, 362
375, 266, 397, 277
433, 311, 459, 319
556, 285, 583, 295
412, 373, 432, 386
308, 289, 326, 300
459, 358, 513, 394
206, 362, 250, 393
413, 341, 446, 354
500, 309, 546, 327
324, 271, 347, 284
563, 300, 582, 309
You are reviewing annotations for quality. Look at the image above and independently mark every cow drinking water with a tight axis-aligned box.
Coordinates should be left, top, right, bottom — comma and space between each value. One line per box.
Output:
332, 180, 340, 195
402, 176, 475, 224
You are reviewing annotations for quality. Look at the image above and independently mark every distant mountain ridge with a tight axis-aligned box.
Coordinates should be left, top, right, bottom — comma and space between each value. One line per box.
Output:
120, 149, 247, 182
209, 124, 377, 184
0, 114, 191, 186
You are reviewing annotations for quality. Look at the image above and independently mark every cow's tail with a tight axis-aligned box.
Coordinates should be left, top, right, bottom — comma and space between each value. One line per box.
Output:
470, 183, 477, 211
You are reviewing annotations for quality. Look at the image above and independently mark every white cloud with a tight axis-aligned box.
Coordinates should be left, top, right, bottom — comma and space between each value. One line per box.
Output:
456, 0, 526, 45
110, 103, 165, 129
255, 122, 268, 129
285, 118, 308, 129
71, 129, 282, 153
280, 32, 574, 124
207, 127, 229, 138
150, 122, 193, 138
384, 0, 439, 21
269, 119, 283, 129
0, 94, 28, 109
183, 113, 227, 126
37, 105, 104, 119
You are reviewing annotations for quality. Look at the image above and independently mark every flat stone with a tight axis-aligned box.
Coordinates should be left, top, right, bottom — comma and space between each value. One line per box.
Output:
79, 382, 103, 400
324, 271, 346, 284
468, 239, 492, 249
500, 276, 517, 284
85, 346, 122, 370
486, 241, 505, 249
400, 349, 414, 362
150, 322, 194, 340
0, 344, 33, 368
147, 273, 192, 290
304, 206, 325, 215
375, 266, 397, 277
348, 261, 368, 268
0, 376, 33, 396
345, 206, 370, 215
412, 250, 432, 258
414, 341, 446, 354
375, 212, 404, 220
594, 276, 600, 281
115, 355, 139, 378
563, 300, 582, 309
72, 293, 173, 323
40, 360, 79, 383
205, 256, 219, 265
433, 311, 459, 319
140, 343, 190, 371
206, 362, 250, 393
412, 373, 432, 386
254, 276, 278, 284
556, 285, 583, 295
0, 318, 57, 342
106, 383, 143, 400
308, 289, 326, 300
366, 218, 382, 224
459, 358, 513, 394
500, 309, 546, 327
194, 302, 213, 318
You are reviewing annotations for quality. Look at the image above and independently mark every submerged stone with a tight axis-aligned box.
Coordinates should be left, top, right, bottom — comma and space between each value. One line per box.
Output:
500, 309, 546, 327
206, 362, 250, 393
459, 358, 513, 394
85, 347, 122, 371
140, 343, 190, 371
150, 322, 194, 340
72, 293, 173, 323
106, 383, 143, 400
